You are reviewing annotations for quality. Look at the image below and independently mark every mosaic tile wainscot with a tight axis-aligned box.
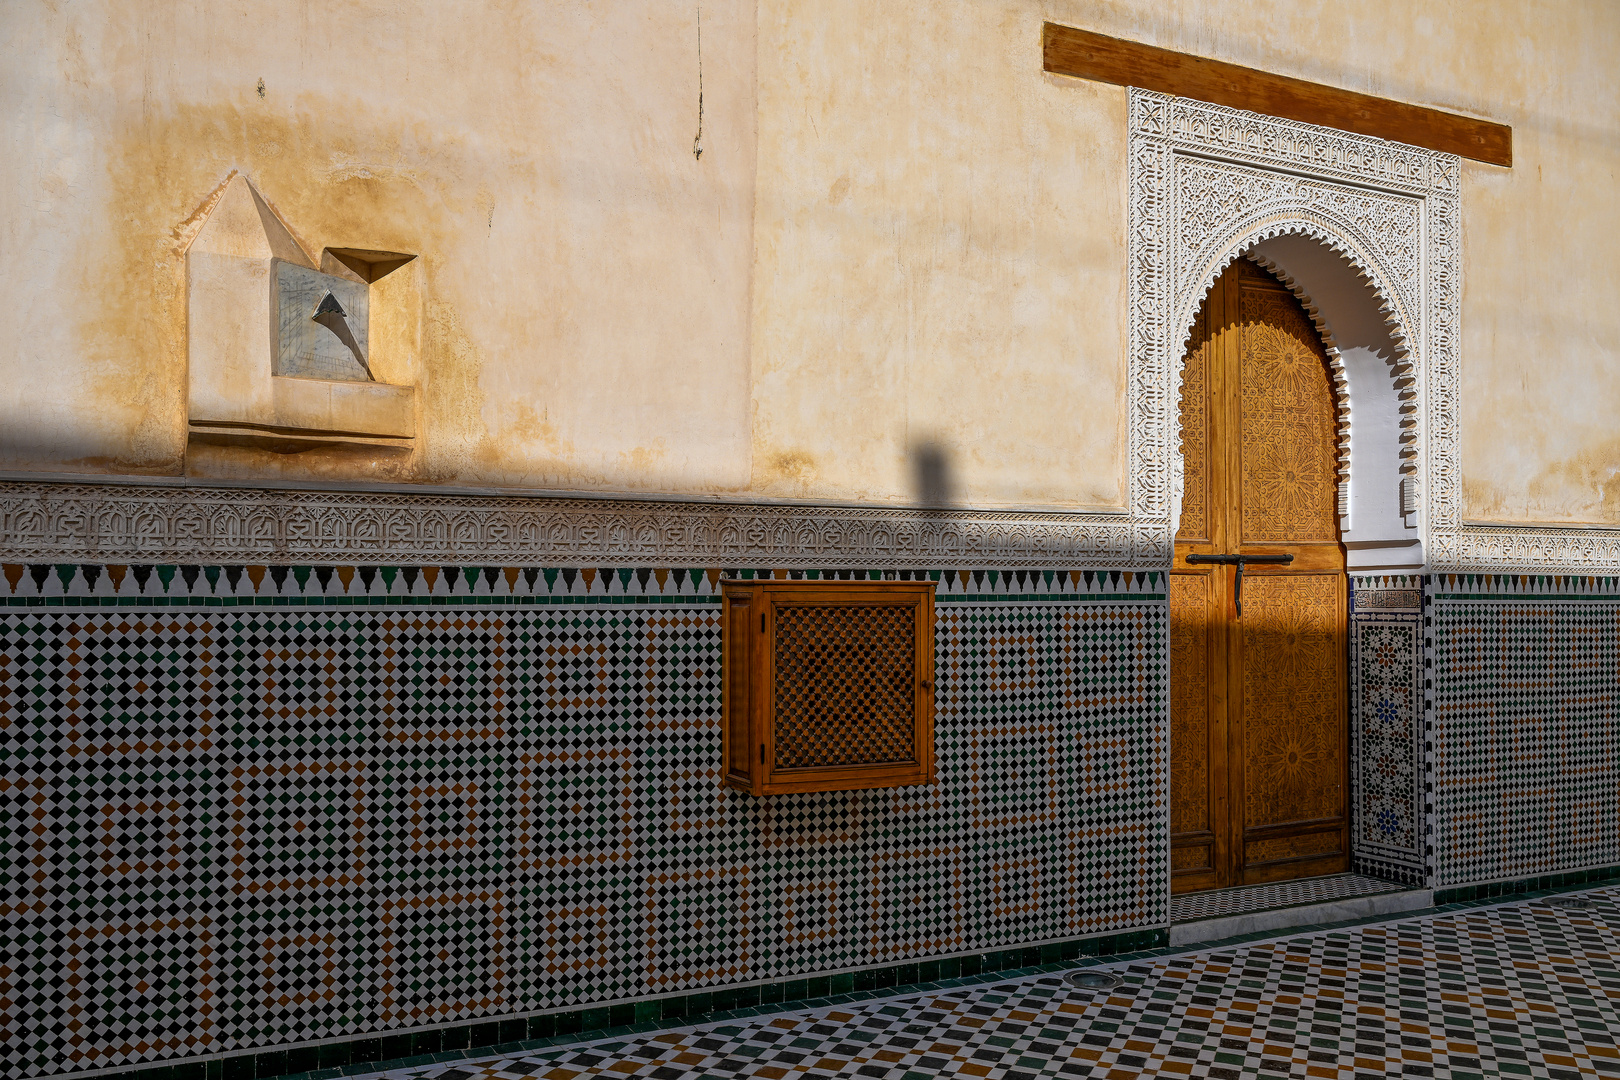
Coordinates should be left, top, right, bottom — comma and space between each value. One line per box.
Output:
1428, 573, 1620, 890
1348, 575, 1428, 888
0, 564, 1169, 1079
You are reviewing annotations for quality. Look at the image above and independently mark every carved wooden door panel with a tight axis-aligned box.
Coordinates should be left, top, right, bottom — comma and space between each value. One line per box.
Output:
1170, 258, 1348, 893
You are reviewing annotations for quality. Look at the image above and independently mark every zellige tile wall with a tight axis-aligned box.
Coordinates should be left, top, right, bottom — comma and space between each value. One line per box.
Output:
1348, 576, 1427, 887
1429, 574, 1620, 889
0, 565, 1168, 1078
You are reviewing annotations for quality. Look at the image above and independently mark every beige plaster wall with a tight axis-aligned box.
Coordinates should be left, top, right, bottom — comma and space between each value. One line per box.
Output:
3, 1, 1617, 522
1451, 6, 1620, 524
0, 0, 757, 492
749, 2, 1127, 510
747, 0, 1620, 518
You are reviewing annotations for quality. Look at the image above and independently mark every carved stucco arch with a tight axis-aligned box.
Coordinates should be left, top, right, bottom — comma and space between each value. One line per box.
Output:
1167, 214, 1424, 567
1127, 88, 1451, 570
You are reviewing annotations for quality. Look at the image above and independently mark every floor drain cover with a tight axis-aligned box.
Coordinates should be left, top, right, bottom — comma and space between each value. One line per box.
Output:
1544, 896, 1591, 909
1064, 970, 1125, 991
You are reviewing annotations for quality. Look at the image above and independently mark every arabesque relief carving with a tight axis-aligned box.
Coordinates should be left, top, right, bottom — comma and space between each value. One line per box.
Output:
0, 483, 1147, 567
1130, 89, 1617, 572
1238, 279, 1340, 544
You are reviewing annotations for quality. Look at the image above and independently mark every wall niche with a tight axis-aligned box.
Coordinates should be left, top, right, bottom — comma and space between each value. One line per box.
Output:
185, 174, 419, 453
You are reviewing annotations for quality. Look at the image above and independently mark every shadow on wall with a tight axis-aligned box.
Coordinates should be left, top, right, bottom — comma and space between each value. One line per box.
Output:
0, 423, 161, 472
911, 440, 955, 510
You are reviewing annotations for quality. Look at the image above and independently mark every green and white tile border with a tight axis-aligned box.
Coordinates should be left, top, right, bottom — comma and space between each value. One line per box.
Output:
0, 562, 1164, 606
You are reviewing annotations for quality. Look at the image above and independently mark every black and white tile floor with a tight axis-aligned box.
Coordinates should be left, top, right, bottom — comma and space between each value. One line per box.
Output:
355, 887, 1620, 1079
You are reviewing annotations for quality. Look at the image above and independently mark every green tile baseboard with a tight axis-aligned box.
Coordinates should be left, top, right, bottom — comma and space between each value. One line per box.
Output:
79, 928, 1169, 1080
1432, 863, 1620, 905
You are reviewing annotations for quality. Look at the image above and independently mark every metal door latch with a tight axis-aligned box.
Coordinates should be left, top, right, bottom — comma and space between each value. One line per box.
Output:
1184, 553, 1294, 616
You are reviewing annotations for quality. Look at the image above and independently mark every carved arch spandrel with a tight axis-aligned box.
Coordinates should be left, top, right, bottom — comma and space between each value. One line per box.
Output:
1131, 88, 1453, 570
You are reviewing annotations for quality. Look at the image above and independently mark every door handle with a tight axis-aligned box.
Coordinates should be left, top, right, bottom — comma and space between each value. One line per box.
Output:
1183, 553, 1294, 617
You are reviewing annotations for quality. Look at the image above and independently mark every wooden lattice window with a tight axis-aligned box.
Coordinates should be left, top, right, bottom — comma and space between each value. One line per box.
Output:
720, 581, 936, 795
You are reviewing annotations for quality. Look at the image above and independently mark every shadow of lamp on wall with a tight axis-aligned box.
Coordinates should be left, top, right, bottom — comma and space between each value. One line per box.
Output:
911, 440, 956, 511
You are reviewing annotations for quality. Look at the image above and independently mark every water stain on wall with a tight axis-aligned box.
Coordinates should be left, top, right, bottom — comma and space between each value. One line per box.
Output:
761, 449, 819, 491
1465, 435, 1620, 525
419, 296, 493, 482
506, 402, 575, 461
86, 93, 505, 483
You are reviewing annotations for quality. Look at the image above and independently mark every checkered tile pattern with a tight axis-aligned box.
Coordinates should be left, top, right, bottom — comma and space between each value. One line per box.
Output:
0, 569, 1167, 1077
1169, 874, 1403, 923
363, 886, 1620, 1080
1348, 575, 1426, 886
1431, 577, 1620, 888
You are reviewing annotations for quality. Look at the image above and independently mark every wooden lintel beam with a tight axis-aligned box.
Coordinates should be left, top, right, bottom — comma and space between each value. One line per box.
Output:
1043, 22, 1512, 167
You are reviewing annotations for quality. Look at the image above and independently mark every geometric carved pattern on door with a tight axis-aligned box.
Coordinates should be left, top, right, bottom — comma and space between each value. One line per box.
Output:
1169, 287, 1222, 889
1169, 573, 1212, 873
1240, 574, 1346, 844
1238, 287, 1340, 544
1171, 257, 1349, 894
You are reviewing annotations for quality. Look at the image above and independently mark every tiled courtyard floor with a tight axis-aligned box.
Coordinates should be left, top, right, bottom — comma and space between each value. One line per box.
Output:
355, 887, 1620, 1079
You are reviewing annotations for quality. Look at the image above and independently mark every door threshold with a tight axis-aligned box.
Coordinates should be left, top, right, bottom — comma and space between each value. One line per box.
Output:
1170, 873, 1430, 946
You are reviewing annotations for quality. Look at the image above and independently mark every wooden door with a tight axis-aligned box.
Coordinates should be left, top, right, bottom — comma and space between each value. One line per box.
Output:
1170, 258, 1349, 894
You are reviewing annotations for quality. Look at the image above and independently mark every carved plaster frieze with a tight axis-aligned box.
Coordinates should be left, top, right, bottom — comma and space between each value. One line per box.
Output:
1428, 524, 1620, 571
0, 481, 1154, 568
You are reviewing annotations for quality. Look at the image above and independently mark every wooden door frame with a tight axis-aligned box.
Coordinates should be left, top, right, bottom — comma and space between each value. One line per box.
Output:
1171, 258, 1351, 894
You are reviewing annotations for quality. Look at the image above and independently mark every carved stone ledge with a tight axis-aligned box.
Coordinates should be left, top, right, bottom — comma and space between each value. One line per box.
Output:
0, 481, 1159, 568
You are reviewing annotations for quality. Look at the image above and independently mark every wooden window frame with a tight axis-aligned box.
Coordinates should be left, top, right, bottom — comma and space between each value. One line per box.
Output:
720, 580, 936, 795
